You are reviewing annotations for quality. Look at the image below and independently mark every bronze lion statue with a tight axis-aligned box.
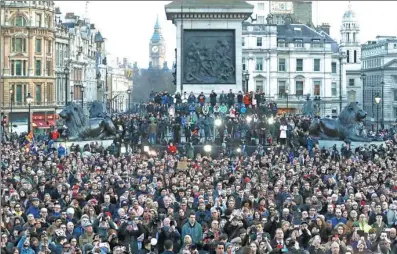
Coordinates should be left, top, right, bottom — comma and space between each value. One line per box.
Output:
59, 102, 117, 140
309, 102, 369, 141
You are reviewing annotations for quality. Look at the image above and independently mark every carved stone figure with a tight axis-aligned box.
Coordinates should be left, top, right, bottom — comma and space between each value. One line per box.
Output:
309, 102, 370, 141
59, 102, 117, 140
302, 96, 315, 116
183, 30, 236, 84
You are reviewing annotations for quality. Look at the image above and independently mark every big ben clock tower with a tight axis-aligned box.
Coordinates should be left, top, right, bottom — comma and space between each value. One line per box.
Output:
149, 16, 166, 69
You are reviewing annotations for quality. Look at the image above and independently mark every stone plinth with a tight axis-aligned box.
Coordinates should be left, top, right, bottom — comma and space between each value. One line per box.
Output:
165, 0, 253, 94
318, 140, 385, 150
55, 139, 114, 149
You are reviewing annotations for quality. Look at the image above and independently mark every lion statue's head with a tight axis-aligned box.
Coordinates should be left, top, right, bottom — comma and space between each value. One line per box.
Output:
59, 102, 88, 136
339, 102, 367, 125
89, 100, 107, 118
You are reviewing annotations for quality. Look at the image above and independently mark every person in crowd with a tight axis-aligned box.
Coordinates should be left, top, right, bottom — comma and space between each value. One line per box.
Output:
2, 89, 397, 254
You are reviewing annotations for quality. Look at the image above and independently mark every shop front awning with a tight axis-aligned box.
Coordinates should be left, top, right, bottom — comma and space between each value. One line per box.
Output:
47, 120, 56, 126
32, 121, 50, 129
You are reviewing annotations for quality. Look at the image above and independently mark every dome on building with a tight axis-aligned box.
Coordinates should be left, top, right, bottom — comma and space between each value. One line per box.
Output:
342, 3, 357, 21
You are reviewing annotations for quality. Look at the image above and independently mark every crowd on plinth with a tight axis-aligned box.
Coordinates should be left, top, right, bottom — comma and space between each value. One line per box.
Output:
2, 90, 397, 254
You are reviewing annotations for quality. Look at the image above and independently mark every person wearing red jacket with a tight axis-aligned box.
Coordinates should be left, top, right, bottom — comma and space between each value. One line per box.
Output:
50, 129, 60, 140
243, 93, 251, 107
168, 143, 177, 154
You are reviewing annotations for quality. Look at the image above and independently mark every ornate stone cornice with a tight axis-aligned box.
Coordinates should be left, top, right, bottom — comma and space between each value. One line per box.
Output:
169, 12, 251, 20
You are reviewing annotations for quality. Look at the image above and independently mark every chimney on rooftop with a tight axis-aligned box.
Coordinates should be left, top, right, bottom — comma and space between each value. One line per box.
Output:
319, 23, 330, 35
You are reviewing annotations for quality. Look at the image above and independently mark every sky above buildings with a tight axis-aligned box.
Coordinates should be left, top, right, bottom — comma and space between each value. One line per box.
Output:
55, 1, 397, 68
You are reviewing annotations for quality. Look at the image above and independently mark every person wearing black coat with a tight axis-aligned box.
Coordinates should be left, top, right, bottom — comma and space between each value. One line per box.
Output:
118, 219, 145, 254
210, 91, 217, 107
227, 90, 235, 107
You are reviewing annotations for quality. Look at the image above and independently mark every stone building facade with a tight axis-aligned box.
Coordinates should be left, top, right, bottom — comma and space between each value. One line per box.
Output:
242, 22, 346, 116
361, 36, 397, 125
0, 0, 56, 133
339, 3, 363, 109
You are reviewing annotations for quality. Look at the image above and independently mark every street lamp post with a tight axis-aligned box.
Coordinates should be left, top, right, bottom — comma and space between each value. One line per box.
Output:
285, 88, 289, 110
374, 93, 381, 133
64, 66, 70, 105
26, 93, 33, 133
380, 79, 384, 127
244, 72, 250, 94
127, 88, 131, 113
9, 89, 13, 133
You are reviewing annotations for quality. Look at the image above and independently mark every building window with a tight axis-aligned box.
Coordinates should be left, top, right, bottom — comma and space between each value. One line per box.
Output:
256, 37, 262, 47
331, 82, 337, 96
277, 40, 286, 47
256, 57, 263, 71
295, 81, 304, 96
331, 62, 337, 73
311, 39, 323, 48
46, 60, 51, 76
394, 90, 397, 101
255, 80, 263, 93
314, 59, 320, 72
296, 59, 303, 71
347, 50, 350, 63
15, 84, 23, 105
354, 50, 357, 63
11, 60, 26, 76
353, 32, 356, 42
35, 13, 42, 27
47, 83, 52, 103
294, 39, 303, 48
242, 57, 246, 71
313, 81, 321, 96
47, 41, 52, 53
11, 38, 26, 52
349, 78, 355, 86
242, 37, 245, 47
14, 16, 27, 26
46, 15, 52, 28
348, 91, 356, 102
257, 2, 264, 10
278, 81, 286, 95
278, 58, 286, 72
36, 39, 42, 53
35, 60, 41, 76
15, 60, 22, 76
257, 15, 265, 24
35, 84, 42, 104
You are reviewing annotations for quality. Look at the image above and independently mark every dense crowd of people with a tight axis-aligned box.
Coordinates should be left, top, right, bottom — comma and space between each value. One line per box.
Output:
116, 90, 312, 151
2, 90, 397, 254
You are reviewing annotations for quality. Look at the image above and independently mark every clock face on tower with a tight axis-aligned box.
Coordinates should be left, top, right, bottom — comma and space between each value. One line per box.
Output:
152, 46, 159, 53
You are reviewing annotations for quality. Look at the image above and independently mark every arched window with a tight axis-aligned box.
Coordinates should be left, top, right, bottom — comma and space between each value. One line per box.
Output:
14, 15, 27, 27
